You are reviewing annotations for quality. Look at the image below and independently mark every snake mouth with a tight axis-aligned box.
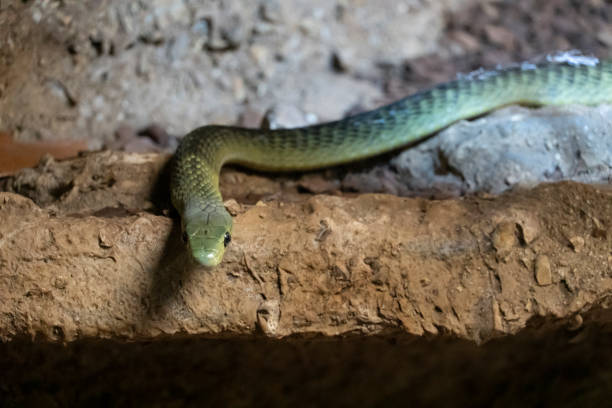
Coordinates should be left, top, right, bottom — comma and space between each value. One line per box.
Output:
191, 246, 223, 267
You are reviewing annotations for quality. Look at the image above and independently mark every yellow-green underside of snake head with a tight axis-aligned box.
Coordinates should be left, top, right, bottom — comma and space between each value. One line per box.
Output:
184, 216, 232, 267
171, 58, 612, 267
180, 195, 233, 267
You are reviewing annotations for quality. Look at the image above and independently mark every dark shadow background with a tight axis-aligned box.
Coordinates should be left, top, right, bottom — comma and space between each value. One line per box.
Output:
2, 323, 611, 407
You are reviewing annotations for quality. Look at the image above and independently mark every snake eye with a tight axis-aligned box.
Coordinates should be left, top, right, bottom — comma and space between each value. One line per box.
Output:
223, 232, 231, 247
181, 231, 188, 243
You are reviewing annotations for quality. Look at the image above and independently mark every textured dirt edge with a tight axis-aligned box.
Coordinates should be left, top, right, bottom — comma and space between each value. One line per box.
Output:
1, 152, 611, 343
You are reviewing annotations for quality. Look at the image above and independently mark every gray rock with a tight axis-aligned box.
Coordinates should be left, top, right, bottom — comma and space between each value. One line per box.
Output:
389, 105, 612, 196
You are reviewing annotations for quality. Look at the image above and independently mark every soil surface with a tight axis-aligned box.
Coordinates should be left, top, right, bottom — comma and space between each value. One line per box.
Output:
1, 153, 612, 406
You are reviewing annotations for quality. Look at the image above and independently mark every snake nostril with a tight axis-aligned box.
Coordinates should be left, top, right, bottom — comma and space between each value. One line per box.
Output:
181, 231, 188, 243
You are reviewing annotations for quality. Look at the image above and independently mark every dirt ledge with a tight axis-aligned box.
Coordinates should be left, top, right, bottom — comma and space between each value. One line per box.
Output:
0, 151, 611, 344
2, 152, 612, 406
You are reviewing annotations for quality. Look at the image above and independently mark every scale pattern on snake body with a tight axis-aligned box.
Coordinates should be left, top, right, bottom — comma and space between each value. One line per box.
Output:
171, 58, 612, 266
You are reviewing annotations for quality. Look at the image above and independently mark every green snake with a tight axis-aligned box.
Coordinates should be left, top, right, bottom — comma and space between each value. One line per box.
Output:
171, 56, 612, 266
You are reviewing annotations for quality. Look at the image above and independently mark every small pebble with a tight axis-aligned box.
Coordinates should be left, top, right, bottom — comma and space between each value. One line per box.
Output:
569, 236, 585, 253
534, 254, 552, 286
224, 199, 242, 216
259, 0, 283, 22
517, 218, 540, 245
139, 123, 170, 147
98, 230, 114, 248
492, 222, 517, 256
53, 277, 67, 290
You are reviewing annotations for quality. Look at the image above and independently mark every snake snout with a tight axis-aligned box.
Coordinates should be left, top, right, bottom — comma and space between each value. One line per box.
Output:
191, 246, 223, 267
185, 219, 232, 267
186, 228, 228, 267
181, 204, 233, 267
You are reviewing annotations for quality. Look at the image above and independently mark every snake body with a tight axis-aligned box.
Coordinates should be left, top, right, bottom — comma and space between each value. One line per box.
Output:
171, 57, 612, 266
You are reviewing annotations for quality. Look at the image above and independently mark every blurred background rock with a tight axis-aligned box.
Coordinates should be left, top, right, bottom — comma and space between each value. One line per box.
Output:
2, 0, 610, 149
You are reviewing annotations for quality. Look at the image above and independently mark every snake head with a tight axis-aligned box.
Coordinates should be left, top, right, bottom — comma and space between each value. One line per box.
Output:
183, 206, 233, 267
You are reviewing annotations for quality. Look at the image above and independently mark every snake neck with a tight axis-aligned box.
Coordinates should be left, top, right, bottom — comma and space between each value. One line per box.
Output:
171, 147, 233, 266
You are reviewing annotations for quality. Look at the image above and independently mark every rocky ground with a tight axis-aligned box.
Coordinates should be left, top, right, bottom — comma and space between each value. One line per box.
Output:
1, 0, 612, 406
2, 0, 611, 147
